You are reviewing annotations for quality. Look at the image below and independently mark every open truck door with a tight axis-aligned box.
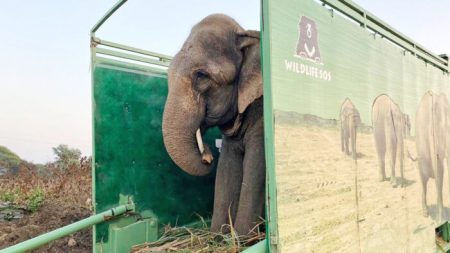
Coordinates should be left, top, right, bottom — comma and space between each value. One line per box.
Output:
263, 0, 450, 252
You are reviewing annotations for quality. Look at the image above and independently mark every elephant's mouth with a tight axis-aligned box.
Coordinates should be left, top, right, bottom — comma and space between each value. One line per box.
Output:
204, 107, 237, 127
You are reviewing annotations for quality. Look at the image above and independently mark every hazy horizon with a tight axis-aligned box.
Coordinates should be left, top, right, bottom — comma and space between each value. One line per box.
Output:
0, 0, 448, 163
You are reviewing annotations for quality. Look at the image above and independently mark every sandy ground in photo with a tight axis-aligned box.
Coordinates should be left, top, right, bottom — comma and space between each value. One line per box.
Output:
274, 122, 445, 253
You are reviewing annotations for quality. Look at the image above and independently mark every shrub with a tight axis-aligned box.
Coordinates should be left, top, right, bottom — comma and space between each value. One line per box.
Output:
52, 144, 82, 170
0, 146, 21, 169
27, 188, 44, 212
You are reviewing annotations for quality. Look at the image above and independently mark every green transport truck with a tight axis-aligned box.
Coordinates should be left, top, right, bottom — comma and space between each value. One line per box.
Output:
1, 0, 449, 252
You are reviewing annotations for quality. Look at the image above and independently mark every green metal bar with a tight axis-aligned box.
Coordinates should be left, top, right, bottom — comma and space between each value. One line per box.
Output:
90, 38, 97, 253
94, 47, 170, 68
241, 239, 267, 253
90, 0, 128, 36
320, 0, 449, 72
95, 56, 168, 76
0, 204, 134, 253
92, 37, 172, 62
261, 1, 279, 252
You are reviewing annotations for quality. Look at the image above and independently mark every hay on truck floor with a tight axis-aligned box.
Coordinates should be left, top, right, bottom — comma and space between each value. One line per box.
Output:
131, 219, 265, 253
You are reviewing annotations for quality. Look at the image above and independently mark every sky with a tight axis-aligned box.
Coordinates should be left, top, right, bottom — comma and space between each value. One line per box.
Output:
0, 1, 448, 163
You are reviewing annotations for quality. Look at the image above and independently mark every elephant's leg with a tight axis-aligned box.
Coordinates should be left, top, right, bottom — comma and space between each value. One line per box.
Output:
418, 158, 429, 216
341, 124, 345, 153
399, 142, 404, 187
436, 159, 445, 223
234, 133, 265, 235
389, 139, 398, 187
351, 126, 357, 160
447, 157, 450, 212
211, 137, 244, 233
345, 132, 350, 156
374, 129, 387, 181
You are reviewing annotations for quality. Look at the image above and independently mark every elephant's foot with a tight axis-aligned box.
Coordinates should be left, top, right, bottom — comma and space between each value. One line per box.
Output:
422, 208, 428, 217
378, 176, 386, 182
390, 177, 398, 188
210, 219, 231, 234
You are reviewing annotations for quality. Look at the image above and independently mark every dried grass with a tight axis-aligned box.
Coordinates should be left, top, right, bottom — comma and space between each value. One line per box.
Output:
0, 157, 92, 211
131, 219, 265, 253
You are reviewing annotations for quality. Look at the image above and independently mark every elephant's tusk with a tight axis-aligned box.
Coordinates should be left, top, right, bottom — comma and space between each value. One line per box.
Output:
201, 144, 213, 165
196, 128, 213, 165
196, 128, 205, 154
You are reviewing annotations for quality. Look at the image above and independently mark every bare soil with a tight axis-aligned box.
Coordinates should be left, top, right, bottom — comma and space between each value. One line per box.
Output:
0, 161, 92, 252
275, 123, 440, 252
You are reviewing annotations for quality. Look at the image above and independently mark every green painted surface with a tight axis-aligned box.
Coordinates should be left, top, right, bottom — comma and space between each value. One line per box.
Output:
92, 60, 220, 245
263, 0, 450, 252
261, 1, 278, 252
109, 220, 158, 253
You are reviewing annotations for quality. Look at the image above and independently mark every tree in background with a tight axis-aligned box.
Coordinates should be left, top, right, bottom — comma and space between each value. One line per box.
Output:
52, 144, 82, 170
0, 145, 21, 169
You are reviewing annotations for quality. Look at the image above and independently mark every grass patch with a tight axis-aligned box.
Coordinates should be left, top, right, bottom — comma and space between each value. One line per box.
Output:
0, 187, 44, 212
131, 219, 265, 253
27, 188, 44, 212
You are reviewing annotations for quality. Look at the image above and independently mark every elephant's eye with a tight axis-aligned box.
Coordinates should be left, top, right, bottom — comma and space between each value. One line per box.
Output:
195, 70, 209, 80
194, 70, 211, 93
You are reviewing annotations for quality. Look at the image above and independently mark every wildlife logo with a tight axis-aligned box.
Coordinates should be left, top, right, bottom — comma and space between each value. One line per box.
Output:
295, 16, 322, 64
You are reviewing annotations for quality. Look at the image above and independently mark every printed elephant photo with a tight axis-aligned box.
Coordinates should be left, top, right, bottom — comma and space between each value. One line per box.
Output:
340, 98, 360, 160
162, 14, 265, 235
408, 91, 450, 222
372, 94, 411, 187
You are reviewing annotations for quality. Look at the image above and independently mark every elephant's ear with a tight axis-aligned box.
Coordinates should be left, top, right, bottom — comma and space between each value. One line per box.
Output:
236, 30, 263, 114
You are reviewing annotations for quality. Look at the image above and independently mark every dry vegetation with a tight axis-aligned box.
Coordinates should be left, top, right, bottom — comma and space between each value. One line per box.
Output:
0, 157, 265, 253
131, 221, 265, 253
0, 157, 92, 252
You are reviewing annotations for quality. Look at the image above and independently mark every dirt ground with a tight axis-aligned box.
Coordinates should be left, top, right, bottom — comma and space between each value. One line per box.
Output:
0, 162, 92, 252
275, 122, 442, 253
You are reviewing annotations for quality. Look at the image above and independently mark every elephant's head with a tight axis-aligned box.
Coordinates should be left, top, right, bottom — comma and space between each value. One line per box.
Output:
162, 14, 262, 176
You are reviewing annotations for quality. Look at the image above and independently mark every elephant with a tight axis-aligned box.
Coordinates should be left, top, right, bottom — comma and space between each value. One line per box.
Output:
372, 94, 410, 187
340, 98, 360, 160
162, 14, 264, 235
410, 91, 450, 222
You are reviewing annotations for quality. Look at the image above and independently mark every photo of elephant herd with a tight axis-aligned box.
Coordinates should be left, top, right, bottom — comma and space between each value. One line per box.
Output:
274, 90, 450, 252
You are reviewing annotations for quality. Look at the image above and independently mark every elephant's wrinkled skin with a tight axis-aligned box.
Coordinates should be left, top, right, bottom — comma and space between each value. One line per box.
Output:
372, 94, 410, 187
340, 98, 360, 160
162, 14, 264, 235
413, 91, 450, 222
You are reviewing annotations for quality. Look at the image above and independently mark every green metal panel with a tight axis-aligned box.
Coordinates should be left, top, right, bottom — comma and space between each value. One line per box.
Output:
108, 219, 158, 253
262, 0, 450, 252
92, 57, 220, 247
261, 1, 279, 252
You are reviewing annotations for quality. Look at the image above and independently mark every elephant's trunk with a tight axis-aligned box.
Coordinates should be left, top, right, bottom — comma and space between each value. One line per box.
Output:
162, 73, 213, 176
